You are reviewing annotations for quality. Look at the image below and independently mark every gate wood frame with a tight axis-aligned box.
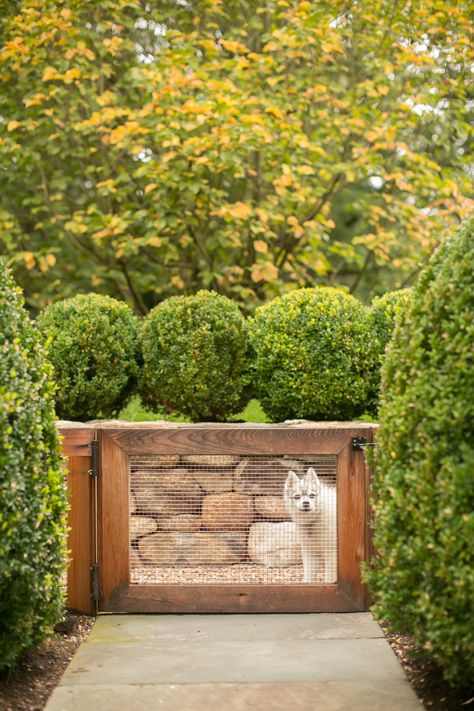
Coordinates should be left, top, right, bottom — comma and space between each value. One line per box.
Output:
59, 421, 375, 615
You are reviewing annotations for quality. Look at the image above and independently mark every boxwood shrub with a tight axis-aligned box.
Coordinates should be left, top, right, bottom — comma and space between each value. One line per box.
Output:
248, 287, 376, 421
37, 294, 140, 421
366, 289, 412, 414
368, 217, 474, 684
139, 290, 251, 421
0, 260, 67, 670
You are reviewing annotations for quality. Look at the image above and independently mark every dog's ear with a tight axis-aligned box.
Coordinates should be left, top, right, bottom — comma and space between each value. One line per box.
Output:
305, 467, 321, 491
284, 470, 300, 494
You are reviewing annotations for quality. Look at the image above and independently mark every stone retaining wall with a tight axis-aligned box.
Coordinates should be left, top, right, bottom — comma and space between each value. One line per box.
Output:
130, 454, 333, 569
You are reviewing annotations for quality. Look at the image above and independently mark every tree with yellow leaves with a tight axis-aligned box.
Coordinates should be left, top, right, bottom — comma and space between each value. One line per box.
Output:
0, 0, 472, 312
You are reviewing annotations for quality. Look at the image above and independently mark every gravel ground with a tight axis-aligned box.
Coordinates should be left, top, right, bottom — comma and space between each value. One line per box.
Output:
380, 622, 474, 711
130, 563, 335, 584
0, 613, 94, 711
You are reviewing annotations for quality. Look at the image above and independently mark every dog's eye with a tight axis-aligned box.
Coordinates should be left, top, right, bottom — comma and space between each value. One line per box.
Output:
293, 494, 301, 500
309, 493, 316, 498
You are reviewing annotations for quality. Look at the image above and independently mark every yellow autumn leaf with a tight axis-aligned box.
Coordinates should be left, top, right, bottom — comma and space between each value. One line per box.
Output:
251, 261, 279, 283
253, 240, 268, 253
22, 252, 36, 269
220, 39, 248, 54
93, 228, 111, 240
221, 202, 252, 220
255, 208, 269, 223
45, 254, 57, 267
147, 237, 162, 248
7, 120, 21, 131
311, 146, 327, 157
296, 165, 315, 175
162, 151, 177, 162
171, 275, 185, 289
42, 66, 59, 82
96, 179, 116, 189
64, 67, 81, 82
103, 36, 123, 54
144, 183, 157, 194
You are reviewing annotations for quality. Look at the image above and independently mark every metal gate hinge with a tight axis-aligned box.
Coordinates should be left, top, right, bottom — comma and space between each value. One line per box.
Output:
88, 439, 99, 477
351, 436, 377, 451
90, 564, 100, 601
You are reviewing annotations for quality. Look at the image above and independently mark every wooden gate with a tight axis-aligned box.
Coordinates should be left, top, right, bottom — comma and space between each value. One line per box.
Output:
60, 422, 374, 615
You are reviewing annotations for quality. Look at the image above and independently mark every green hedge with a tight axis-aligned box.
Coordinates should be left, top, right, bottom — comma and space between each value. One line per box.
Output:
366, 289, 412, 413
0, 260, 67, 670
368, 217, 474, 684
37, 294, 140, 421
248, 287, 376, 421
139, 290, 251, 421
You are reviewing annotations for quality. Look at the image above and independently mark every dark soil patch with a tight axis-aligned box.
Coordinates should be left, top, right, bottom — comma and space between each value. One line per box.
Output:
0, 612, 94, 711
381, 622, 474, 711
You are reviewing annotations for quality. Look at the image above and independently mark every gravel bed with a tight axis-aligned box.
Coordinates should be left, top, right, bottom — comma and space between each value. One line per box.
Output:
130, 564, 336, 584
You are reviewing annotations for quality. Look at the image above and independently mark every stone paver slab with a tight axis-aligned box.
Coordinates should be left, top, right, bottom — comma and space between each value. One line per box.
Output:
47, 681, 421, 711
45, 614, 421, 711
59, 637, 406, 685
87, 613, 383, 644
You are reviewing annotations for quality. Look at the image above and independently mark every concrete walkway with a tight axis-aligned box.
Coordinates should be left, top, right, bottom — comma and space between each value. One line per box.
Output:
46, 614, 421, 710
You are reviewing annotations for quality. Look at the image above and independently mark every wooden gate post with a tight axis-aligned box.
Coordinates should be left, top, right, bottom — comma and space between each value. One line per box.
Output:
57, 422, 96, 615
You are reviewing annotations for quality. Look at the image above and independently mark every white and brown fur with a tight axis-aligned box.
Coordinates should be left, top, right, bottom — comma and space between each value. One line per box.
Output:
284, 468, 337, 583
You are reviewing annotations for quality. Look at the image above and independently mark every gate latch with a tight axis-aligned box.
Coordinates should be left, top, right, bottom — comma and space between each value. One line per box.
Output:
351, 436, 376, 451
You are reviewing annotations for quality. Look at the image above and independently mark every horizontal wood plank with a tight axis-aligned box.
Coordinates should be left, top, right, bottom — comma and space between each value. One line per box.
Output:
104, 425, 374, 456
101, 584, 363, 614
58, 427, 95, 457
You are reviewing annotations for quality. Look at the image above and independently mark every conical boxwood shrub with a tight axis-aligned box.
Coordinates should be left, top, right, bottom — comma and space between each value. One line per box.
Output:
368, 217, 474, 684
37, 293, 140, 421
0, 260, 67, 670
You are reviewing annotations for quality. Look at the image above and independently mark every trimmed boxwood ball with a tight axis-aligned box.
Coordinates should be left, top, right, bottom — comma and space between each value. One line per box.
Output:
139, 290, 251, 421
366, 289, 412, 414
0, 260, 67, 670
37, 294, 140, 421
367, 216, 474, 684
248, 287, 376, 421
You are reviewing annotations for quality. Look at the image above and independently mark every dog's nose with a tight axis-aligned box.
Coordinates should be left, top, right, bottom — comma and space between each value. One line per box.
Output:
302, 500, 310, 510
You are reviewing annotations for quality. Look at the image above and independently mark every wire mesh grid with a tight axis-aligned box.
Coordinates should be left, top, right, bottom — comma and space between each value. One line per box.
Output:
129, 454, 337, 585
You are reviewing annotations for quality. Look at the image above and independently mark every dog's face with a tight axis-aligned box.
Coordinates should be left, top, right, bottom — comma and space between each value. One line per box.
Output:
284, 468, 321, 519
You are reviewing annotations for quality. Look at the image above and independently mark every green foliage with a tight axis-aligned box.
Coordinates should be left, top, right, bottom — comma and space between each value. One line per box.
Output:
0, 259, 67, 670
248, 287, 375, 421
37, 294, 139, 421
119, 396, 270, 424
366, 288, 413, 413
367, 216, 474, 684
139, 290, 251, 421
0, 1, 472, 311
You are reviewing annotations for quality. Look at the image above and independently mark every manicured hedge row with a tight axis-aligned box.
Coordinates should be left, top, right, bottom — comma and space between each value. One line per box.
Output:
36, 287, 409, 422
0, 260, 67, 670
367, 216, 474, 684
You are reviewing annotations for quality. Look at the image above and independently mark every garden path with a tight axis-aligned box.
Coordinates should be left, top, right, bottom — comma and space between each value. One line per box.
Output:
45, 613, 421, 710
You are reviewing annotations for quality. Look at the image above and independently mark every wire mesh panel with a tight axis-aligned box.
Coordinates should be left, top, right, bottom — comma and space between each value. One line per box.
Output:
129, 454, 337, 586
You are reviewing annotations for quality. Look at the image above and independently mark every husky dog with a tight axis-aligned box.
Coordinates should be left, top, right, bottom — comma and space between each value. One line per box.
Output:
284, 468, 337, 583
